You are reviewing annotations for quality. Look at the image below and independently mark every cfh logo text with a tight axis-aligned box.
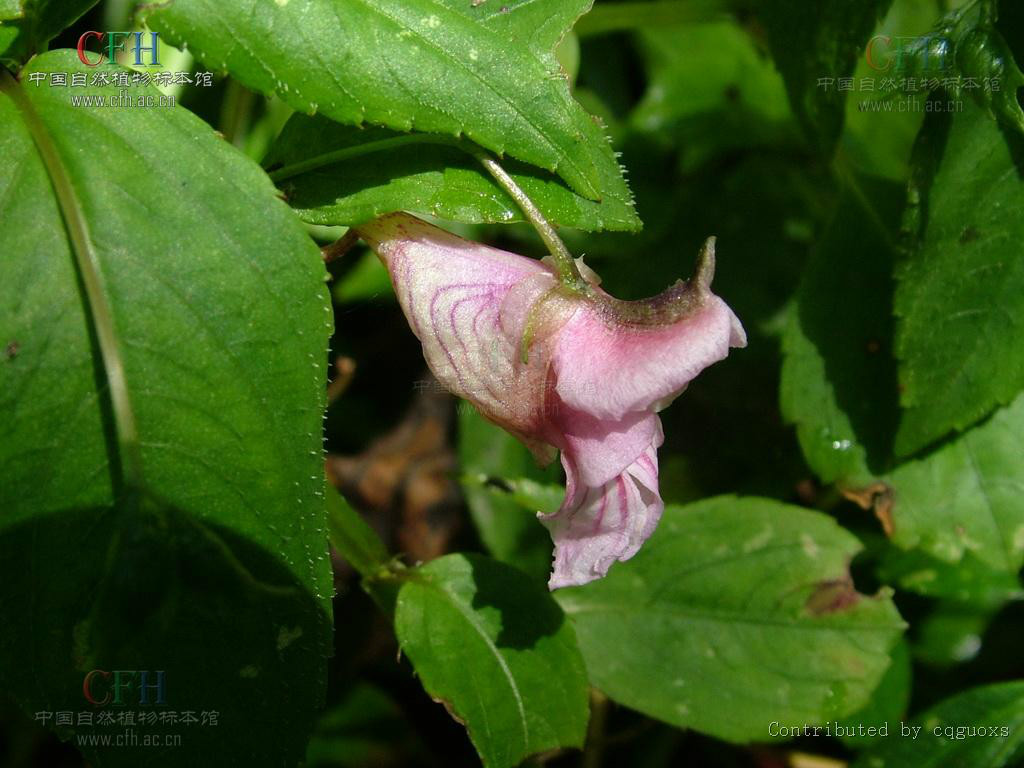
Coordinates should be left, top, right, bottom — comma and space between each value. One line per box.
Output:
83, 669, 166, 706
77, 31, 161, 67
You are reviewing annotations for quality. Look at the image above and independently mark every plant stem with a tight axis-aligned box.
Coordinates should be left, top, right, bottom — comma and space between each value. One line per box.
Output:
1, 68, 144, 490
582, 689, 610, 768
468, 147, 583, 285
220, 77, 255, 148
574, 0, 730, 37
321, 228, 359, 263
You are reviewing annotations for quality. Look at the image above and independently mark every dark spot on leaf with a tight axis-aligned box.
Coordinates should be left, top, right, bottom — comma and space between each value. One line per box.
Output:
724, 84, 741, 103
841, 482, 894, 536
4, 341, 18, 360
806, 577, 861, 615
865, 339, 881, 354
959, 226, 981, 244
432, 695, 466, 726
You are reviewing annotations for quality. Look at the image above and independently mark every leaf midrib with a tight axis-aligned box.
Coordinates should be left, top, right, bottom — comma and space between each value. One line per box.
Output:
0, 67, 142, 489
424, 578, 531, 756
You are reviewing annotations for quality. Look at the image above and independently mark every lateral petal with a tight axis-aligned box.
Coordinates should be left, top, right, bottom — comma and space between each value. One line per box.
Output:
542, 431, 664, 589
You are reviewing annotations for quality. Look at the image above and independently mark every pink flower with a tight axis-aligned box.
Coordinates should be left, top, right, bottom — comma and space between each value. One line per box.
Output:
356, 213, 746, 588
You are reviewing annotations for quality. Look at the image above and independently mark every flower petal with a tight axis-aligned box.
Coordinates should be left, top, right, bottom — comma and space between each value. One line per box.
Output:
541, 421, 664, 589
359, 214, 746, 590
550, 401, 662, 488
551, 294, 746, 420
358, 213, 558, 435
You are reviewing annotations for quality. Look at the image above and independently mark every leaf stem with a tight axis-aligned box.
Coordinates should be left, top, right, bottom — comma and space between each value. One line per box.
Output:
468, 147, 583, 285
321, 228, 359, 263
1, 68, 144, 490
574, 0, 730, 37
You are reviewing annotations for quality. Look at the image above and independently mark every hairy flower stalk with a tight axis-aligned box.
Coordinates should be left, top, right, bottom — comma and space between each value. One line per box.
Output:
356, 213, 746, 588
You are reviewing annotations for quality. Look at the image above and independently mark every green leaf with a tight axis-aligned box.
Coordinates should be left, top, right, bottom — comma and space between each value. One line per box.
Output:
630, 21, 796, 170
265, 116, 640, 230
759, 0, 894, 150
953, 24, 1024, 135
463, 0, 589, 56
881, 392, 1024, 582
0, 0, 97, 61
911, 600, 1000, 667
326, 486, 390, 579
0, 0, 23, 21
835, 639, 911, 748
555, 496, 904, 742
142, 0, 635, 205
876, 546, 1024, 603
838, 0, 939, 181
394, 553, 588, 768
894, 104, 1024, 455
0, 26, 19, 59
458, 405, 558, 584
0, 50, 331, 766
853, 681, 1024, 768
780, 176, 902, 486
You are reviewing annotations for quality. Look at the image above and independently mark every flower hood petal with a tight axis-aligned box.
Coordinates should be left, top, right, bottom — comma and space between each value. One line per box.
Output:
551, 292, 746, 421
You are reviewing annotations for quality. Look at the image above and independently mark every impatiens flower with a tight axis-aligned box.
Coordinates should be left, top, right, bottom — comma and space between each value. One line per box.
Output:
356, 213, 746, 588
